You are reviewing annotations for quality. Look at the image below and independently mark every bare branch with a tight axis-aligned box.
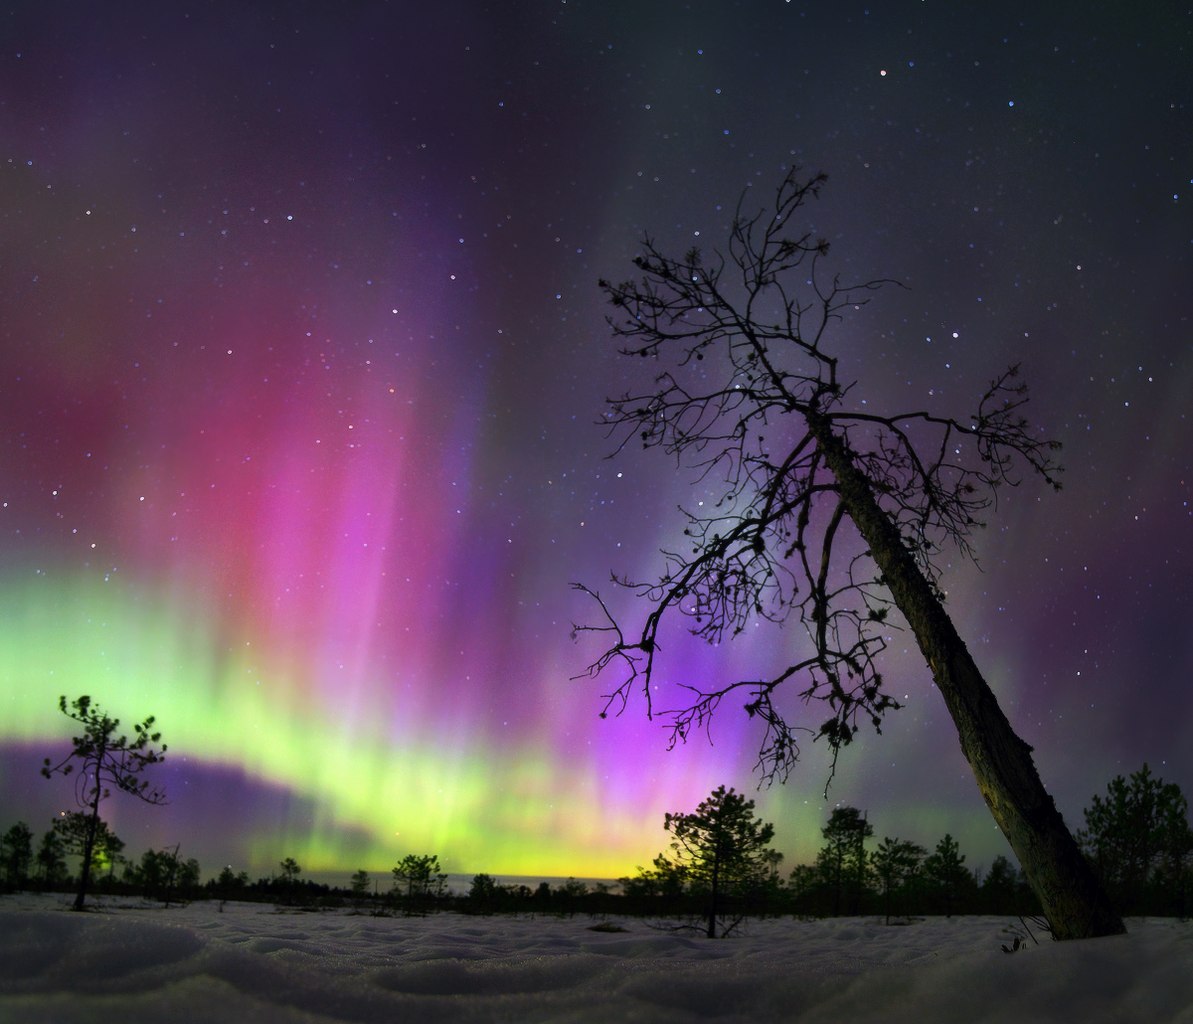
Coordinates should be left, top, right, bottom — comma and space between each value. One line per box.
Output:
577, 165, 1062, 788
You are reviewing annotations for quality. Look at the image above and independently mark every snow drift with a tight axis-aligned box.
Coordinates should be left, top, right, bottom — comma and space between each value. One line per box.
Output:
2, 894, 1190, 1022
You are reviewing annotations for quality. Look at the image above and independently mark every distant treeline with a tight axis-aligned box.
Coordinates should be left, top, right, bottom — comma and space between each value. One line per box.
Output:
4, 764, 1189, 920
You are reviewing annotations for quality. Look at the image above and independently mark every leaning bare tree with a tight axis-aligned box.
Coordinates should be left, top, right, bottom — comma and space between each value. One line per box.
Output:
574, 168, 1123, 939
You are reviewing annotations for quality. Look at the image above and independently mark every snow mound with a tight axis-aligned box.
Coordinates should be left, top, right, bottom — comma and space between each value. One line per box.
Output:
2, 895, 1190, 1023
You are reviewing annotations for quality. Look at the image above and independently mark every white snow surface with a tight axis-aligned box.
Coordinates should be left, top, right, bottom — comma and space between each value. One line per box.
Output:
2, 894, 1191, 1023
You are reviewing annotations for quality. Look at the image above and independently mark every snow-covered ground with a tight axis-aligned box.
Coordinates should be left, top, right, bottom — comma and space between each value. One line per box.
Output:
2, 893, 1190, 1023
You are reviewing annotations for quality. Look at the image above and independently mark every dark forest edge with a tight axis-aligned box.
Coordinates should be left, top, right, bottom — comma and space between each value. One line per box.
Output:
5, 765, 1190, 925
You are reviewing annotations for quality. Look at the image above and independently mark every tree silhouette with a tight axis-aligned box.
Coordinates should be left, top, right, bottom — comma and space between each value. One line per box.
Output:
35, 828, 67, 886
392, 854, 447, 913
923, 833, 971, 917
1078, 764, 1193, 914
1, 822, 34, 888
41, 695, 166, 910
277, 856, 303, 901
213, 865, 249, 896
575, 167, 1123, 939
620, 853, 688, 905
350, 869, 372, 901
555, 877, 591, 917
97, 829, 126, 883
872, 836, 926, 925
663, 784, 777, 937
52, 811, 124, 888
135, 847, 192, 903
980, 854, 1020, 915
467, 872, 501, 912
816, 806, 873, 916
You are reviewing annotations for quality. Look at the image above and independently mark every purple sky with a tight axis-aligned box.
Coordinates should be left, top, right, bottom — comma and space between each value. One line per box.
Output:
2, 1, 1190, 880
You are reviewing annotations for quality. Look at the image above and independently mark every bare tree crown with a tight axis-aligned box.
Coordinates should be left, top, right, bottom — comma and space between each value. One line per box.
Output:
575, 167, 1062, 785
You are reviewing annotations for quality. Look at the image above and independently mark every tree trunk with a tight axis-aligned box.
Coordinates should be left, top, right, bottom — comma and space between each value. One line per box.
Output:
74, 792, 102, 912
707, 840, 721, 938
832, 848, 842, 917
809, 413, 1124, 939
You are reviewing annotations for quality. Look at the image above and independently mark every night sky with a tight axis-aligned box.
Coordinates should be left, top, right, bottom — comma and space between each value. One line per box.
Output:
2, 2, 1190, 882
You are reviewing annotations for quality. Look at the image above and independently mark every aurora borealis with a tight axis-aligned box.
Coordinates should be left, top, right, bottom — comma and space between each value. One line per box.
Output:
2, 2, 1190, 882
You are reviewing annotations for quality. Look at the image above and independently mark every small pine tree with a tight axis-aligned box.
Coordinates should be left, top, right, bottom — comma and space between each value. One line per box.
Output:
663, 785, 778, 938
177, 857, 201, 898
980, 854, 1020, 914
392, 854, 447, 914
1, 822, 34, 888
35, 829, 68, 886
41, 695, 166, 910
136, 848, 176, 901
817, 807, 873, 916
466, 872, 502, 913
1078, 764, 1193, 913
278, 857, 303, 901
214, 865, 247, 897
871, 837, 926, 924
923, 833, 970, 916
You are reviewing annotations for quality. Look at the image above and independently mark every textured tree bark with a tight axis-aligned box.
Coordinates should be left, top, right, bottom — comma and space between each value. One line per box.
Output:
809, 412, 1125, 939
